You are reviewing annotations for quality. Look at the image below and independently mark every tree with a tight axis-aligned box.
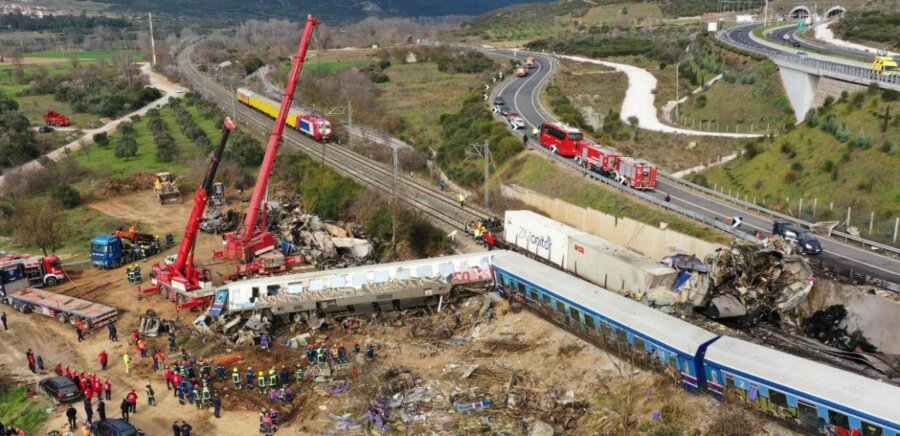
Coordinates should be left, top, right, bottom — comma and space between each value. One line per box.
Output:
244, 57, 264, 75
93, 132, 109, 147
114, 135, 138, 158
51, 184, 81, 209
228, 131, 264, 166
13, 202, 69, 255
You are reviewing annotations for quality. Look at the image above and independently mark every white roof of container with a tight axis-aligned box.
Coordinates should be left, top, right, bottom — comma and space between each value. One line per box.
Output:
706, 336, 900, 427
569, 232, 675, 277
505, 210, 586, 238
492, 251, 717, 355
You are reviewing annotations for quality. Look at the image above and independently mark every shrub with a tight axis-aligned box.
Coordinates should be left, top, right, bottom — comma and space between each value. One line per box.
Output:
823, 96, 835, 107
822, 114, 838, 135
790, 161, 804, 172
803, 110, 819, 127
92, 132, 109, 147
822, 160, 835, 173
743, 141, 763, 159
854, 129, 872, 149
51, 184, 81, 209
835, 125, 850, 143
780, 141, 796, 158
880, 140, 894, 154
113, 135, 138, 158
785, 170, 798, 183
694, 95, 707, 108
852, 92, 865, 108
370, 72, 390, 83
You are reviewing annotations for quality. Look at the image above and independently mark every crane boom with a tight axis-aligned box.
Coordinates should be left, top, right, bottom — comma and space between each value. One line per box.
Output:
240, 15, 318, 243
173, 117, 235, 272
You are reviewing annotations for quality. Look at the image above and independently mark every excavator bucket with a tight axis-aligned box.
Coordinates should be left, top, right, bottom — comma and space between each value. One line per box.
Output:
154, 172, 183, 205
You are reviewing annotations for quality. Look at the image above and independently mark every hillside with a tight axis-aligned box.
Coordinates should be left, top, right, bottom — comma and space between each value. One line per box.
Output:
832, 0, 900, 50
699, 89, 900, 243
90, 0, 551, 23
458, 0, 718, 41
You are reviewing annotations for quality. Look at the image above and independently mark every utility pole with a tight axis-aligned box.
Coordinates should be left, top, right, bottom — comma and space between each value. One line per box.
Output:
148, 13, 157, 68
347, 100, 352, 131
763, 0, 769, 26
675, 58, 680, 121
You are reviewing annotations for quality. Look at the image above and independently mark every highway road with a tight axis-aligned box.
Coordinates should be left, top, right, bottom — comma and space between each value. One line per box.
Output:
489, 49, 900, 288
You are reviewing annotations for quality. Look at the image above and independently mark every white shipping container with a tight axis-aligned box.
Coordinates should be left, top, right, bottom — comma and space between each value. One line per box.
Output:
567, 233, 677, 295
503, 210, 580, 269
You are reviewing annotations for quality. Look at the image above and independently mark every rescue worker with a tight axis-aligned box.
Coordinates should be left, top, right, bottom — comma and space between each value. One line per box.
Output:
211, 394, 222, 418
66, 404, 77, 430
99, 350, 108, 371
201, 385, 210, 407
232, 367, 242, 390
164, 366, 173, 390
257, 371, 266, 394
104, 379, 111, 401
145, 384, 155, 406
245, 367, 254, 391
522, 133, 528, 145
367, 343, 376, 360
268, 368, 277, 388
137, 338, 146, 358
269, 408, 280, 430
192, 387, 202, 409
97, 398, 106, 421
338, 344, 347, 363
201, 361, 211, 379
123, 352, 132, 374
316, 347, 326, 364
168, 331, 176, 352
294, 364, 304, 385
458, 192, 466, 208
280, 366, 290, 386
353, 342, 361, 354
259, 332, 270, 350
55, 362, 63, 376
215, 362, 226, 380
126, 389, 138, 413
330, 344, 339, 363
119, 398, 130, 422
36, 355, 45, 374
176, 384, 185, 405
185, 381, 194, 405
277, 386, 286, 404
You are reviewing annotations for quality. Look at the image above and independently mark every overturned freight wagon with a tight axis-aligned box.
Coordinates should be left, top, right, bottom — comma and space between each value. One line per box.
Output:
504, 210, 678, 296
204, 253, 495, 330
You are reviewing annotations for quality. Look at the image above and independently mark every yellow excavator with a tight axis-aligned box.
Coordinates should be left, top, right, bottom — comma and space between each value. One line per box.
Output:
153, 172, 183, 205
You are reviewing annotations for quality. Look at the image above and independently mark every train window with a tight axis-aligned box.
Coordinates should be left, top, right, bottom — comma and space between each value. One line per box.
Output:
250, 287, 260, 302
725, 374, 736, 387
517, 283, 525, 295
584, 316, 595, 330
861, 421, 883, 436
541, 294, 551, 305
555, 300, 566, 315
633, 336, 645, 352
266, 285, 281, 296
525, 288, 533, 300
828, 410, 850, 430
599, 321, 610, 336
769, 389, 788, 408
569, 307, 581, 323
797, 401, 819, 431
669, 354, 677, 368
710, 370, 719, 384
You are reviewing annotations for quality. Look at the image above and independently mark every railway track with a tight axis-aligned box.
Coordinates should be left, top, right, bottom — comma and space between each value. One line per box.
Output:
175, 45, 491, 234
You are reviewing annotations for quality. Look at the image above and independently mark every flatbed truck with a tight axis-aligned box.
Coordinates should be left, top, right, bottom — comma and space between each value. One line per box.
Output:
2, 287, 118, 329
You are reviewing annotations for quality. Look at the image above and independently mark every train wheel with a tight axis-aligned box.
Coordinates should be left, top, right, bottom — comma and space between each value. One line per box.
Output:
56, 312, 68, 323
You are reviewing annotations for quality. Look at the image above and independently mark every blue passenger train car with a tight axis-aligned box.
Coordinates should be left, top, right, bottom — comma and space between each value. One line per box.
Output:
491, 251, 719, 392
704, 337, 899, 436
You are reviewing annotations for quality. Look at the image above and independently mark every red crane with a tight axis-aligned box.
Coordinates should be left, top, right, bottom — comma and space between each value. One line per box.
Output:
219, 15, 319, 265
144, 117, 236, 310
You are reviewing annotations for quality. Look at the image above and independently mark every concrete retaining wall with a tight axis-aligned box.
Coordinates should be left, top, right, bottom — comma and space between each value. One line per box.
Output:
500, 184, 724, 260
812, 76, 867, 108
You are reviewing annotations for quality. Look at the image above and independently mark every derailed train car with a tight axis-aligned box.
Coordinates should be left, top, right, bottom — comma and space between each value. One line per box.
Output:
208, 253, 494, 322
491, 251, 900, 435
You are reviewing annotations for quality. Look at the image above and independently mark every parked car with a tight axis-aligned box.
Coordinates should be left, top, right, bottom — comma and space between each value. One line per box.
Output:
39, 376, 82, 404
493, 96, 505, 106
792, 40, 802, 47
773, 221, 823, 254
500, 106, 511, 117
508, 116, 526, 129
90, 419, 140, 436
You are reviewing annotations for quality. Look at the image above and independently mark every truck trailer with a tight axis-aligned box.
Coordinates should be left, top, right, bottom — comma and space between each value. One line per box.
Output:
2, 287, 118, 329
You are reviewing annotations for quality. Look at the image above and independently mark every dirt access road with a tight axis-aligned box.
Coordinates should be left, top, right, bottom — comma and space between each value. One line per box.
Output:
0, 63, 186, 190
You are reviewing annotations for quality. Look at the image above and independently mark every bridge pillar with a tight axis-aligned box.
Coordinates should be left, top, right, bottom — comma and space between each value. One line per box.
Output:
778, 66, 819, 122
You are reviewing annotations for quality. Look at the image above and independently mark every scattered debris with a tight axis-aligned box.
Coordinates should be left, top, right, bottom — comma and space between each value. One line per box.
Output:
199, 207, 241, 234
703, 240, 814, 325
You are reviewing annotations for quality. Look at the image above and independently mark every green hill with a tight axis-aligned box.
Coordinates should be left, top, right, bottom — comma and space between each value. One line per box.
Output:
698, 89, 900, 241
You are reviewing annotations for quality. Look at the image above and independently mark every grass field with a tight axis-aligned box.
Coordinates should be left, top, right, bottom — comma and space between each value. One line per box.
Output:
701, 92, 900, 233
0, 386, 51, 433
72, 103, 220, 179
502, 153, 731, 244
376, 62, 483, 149
581, 2, 664, 26
24, 50, 141, 60
32, 0, 111, 13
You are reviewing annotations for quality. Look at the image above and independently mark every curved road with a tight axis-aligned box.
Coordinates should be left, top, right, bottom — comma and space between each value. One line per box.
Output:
489, 49, 900, 287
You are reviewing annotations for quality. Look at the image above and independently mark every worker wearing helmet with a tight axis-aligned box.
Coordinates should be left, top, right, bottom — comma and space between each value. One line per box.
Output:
245, 367, 254, 391
232, 368, 241, 390
257, 371, 266, 394
268, 368, 276, 388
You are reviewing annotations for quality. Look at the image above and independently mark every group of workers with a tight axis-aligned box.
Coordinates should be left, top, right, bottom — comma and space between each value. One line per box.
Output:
464, 219, 501, 249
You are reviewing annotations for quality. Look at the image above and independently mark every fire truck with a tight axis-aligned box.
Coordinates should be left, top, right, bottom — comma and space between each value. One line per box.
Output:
616, 157, 657, 190
538, 122, 592, 158
577, 144, 621, 177
0, 254, 66, 295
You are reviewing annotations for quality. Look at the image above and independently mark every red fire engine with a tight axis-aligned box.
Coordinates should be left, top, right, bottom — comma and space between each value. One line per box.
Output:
616, 157, 657, 190
0, 253, 66, 291
577, 144, 621, 177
